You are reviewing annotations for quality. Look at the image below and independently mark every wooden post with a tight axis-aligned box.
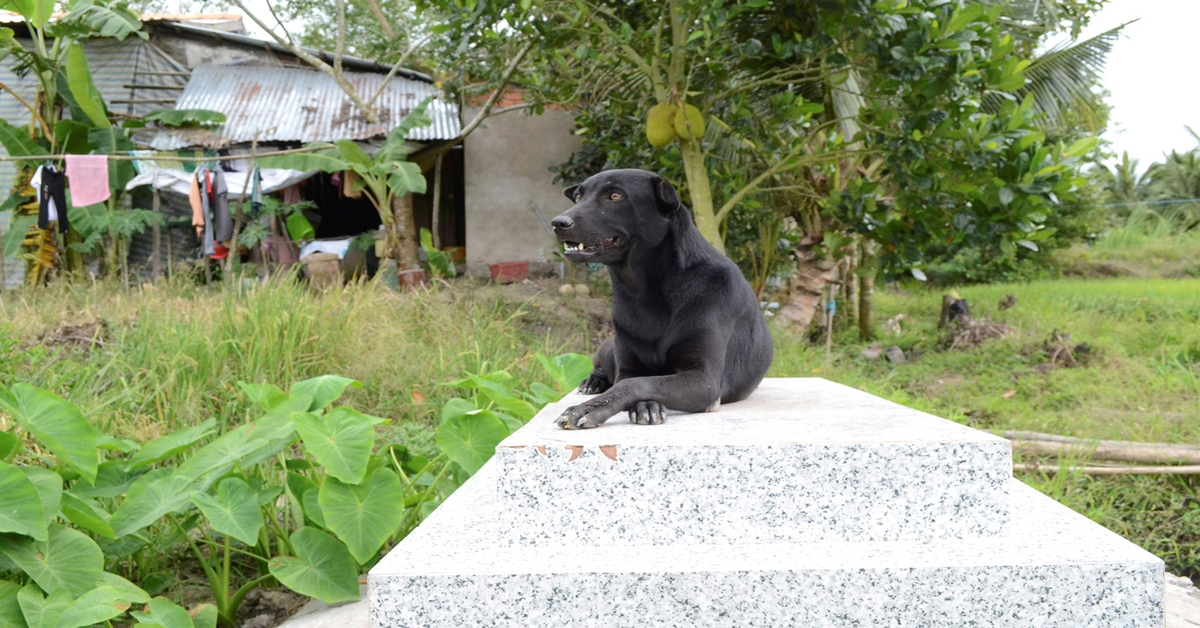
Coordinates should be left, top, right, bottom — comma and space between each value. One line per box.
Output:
431, 153, 444, 249
151, 188, 162, 280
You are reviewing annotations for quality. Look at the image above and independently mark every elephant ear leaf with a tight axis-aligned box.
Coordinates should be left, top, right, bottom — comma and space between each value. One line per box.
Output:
0, 384, 99, 484
0, 462, 48, 541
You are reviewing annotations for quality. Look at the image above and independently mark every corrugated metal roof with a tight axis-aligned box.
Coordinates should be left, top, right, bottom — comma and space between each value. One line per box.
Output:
157, 21, 432, 80
164, 64, 460, 145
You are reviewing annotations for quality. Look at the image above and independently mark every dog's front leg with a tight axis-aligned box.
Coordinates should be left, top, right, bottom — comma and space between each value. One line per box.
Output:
556, 389, 624, 429
577, 337, 616, 395
556, 370, 720, 430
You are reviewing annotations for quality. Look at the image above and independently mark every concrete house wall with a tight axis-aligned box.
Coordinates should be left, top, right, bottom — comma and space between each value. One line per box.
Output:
462, 105, 580, 275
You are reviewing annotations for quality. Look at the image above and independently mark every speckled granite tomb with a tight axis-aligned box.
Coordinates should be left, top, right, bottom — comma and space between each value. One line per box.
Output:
369, 378, 1164, 626
495, 378, 1011, 545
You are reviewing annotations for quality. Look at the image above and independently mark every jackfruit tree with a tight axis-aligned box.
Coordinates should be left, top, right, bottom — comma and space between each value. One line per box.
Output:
422, 0, 1111, 337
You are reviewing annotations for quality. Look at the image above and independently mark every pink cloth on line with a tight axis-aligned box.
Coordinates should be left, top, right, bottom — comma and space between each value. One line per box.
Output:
65, 155, 111, 207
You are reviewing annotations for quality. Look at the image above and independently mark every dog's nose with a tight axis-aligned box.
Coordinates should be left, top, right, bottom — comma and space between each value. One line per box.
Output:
551, 215, 574, 232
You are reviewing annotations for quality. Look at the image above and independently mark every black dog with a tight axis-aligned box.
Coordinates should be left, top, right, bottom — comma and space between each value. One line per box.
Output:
550, 169, 773, 429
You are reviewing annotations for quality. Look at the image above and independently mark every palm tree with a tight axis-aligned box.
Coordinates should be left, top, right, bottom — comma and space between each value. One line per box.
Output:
1095, 152, 1146, 206
1144, 150, 1200, 231
1014, 25, 1124, 133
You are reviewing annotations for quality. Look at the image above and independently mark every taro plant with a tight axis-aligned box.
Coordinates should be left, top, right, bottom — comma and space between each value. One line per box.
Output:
0, 383, 217, 628
0, 353, 591, 626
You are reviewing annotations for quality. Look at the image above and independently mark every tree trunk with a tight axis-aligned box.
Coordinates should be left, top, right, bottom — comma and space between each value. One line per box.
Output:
391, 193, 421, 270
431, 154, 443, 249
857, 240, 877, 341
680, 138, 723, 253
848, 235, 860, 326
776, 232, 839, 332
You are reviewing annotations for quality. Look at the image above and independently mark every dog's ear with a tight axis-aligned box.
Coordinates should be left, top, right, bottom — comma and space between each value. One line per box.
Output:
653, 176, 681, 214
563, 185, 580, 203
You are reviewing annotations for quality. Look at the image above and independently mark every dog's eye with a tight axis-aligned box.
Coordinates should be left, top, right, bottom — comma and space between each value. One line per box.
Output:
609, 192, 624, 201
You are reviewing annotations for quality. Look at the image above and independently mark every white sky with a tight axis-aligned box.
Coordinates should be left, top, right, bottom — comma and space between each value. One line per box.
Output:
230, 0, 1198, 171
1078, 0, 1200, 170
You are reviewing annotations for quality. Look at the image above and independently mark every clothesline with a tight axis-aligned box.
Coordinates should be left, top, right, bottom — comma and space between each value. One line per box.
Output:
0, 143, 336, 163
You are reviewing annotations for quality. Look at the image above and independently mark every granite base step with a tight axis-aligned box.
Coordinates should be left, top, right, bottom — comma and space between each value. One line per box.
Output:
494, 378, 1012, 545
370, 462, 1163, 626
369, 378, 1163, 626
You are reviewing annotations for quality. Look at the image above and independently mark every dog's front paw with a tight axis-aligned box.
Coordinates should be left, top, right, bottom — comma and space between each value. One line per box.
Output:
628, 400, 667, 425
557, 404, 602, 430
578, 372, 612, 395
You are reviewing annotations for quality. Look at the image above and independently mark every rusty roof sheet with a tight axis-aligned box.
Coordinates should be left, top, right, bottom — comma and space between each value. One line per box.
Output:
167, 64, 460, 145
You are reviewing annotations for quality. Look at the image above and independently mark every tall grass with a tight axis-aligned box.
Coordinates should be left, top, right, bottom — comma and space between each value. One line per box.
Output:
0, 276, 590, 444
1057, 204, 1200, 278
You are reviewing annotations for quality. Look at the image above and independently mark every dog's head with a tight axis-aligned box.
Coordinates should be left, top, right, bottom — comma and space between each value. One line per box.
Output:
551, 169, 682, 265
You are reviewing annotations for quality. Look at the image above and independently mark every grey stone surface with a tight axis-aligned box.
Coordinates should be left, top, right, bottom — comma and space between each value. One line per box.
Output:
368, 378, 1165, 627
496, 378, 1011, 545
371, 463, 1162, 626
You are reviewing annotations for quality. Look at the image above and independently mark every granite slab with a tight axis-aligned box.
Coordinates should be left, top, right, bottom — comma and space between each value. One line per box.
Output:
495, 378, 1012, 544
370, 461, 1164, 627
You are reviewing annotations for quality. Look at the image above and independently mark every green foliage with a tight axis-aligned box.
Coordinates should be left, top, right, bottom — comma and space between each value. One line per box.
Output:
0, 384, 100, 483
0, 344, 590, 625
267, 528, 359, 604
0, 461, 49, 540
420, 228, 456, 278
143, 109, 227, 128
64, 42, 109, 129
823, 2, 1091, 278
0, 119, 47, 163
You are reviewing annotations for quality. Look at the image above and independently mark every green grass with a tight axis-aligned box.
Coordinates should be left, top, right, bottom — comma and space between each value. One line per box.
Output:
770, 276, 1200, 579
2, 272, 1197, 581
0, 275, 594, 450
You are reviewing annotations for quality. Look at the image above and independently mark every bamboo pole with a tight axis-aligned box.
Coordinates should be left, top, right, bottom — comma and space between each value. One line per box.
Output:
0, 143, 334, 164
1004, 431, 1200, 466
1013, 463, 1200, 476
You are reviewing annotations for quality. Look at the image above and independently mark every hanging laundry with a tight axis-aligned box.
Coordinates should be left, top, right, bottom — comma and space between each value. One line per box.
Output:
32, 165, 69, 234
199, 169, 215, 257
190, 168, 206, 239
64, 155, 110, 207
249, 166, 263, 219
209, 168, 232, 243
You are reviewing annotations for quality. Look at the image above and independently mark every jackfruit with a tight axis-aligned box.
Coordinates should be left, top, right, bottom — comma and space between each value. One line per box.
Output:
645, 103, 679, 147
672, 104, 705, 140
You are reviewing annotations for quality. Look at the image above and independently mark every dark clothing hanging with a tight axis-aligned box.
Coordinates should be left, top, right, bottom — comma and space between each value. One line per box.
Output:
35, 166, 69, 234
210, 169, 232, 243
250, 166, 263, 219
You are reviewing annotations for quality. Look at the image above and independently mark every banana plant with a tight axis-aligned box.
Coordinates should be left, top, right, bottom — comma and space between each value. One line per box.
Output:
0, 0, 143, 284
